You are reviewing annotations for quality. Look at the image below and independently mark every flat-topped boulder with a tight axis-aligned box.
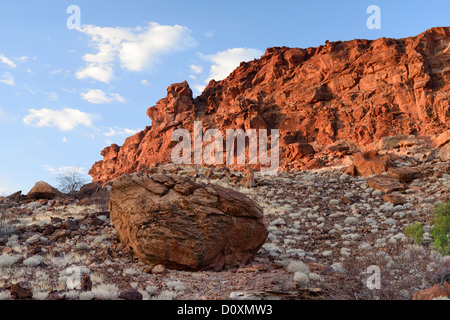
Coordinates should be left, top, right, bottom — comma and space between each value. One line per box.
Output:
27, 182, 63, 200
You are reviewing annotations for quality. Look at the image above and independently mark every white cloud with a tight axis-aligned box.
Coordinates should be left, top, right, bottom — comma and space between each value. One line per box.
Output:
103, 127, 141, 137
49, 68, 64, 75
76, 22, 197, 83
0, 55, 16, 68
15, 56, 29, 63
141, 79, 149, 86
0, 107, 18, 123
62, 137, 68, 143
192, 84, 206, 96
47, 92, 59, 101
0, 72, 15, 86
23, 108, 96, 131
43, 165, 86, 175
81, 89, 126, 104
203, 48, 263, 81
190, 65, 203, 74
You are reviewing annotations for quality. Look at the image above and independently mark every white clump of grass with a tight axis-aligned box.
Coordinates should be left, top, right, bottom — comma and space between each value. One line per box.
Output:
79, 292, 95, 300
145, 286, 159, 295
0, 254, 20, 268
90, 273, 104, 284
6, 234, 19, 247
23, 256, 44, 267
139, 289, 150, 301
92, 284, 120, 300
166, 281, 186, 292
0, 291, 12, 300
64, 291, 80, 300
93, 234, 110, 244
32, 290, 49, 300
331, 262, 345, 274
26, 234, 41, 244
152, 290, 177, 300
262, 243, 282, 253
286, 260, 310, 276
308, 273, 323, 282
294, 272, 309, 286
123, 268, 139, 276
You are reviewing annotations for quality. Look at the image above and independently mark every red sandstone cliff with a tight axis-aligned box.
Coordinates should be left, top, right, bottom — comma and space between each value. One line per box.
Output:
89, 27, 450, 183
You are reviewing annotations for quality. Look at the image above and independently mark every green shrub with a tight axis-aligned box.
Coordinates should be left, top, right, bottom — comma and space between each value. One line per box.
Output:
405, 223, 425, 245
431, 202, 450, 256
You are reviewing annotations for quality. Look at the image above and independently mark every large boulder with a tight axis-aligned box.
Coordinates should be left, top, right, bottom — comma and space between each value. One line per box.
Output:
367, 175, 405, 194
109, 173, 268, 271
379, 135, 415, 150
432, 130, 450, 148
345, 150, 395, 177
27, 182, 63, 200
286, 143, 316, 162
440, 143, 450, 162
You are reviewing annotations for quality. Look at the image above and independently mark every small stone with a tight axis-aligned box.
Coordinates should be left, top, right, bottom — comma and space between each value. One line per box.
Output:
151, 264, 168, 275
382, 194, 407, 206
119, 289, 143, 300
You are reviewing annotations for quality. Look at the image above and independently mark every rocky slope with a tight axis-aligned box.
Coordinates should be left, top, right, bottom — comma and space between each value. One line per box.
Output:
89, 27, 450, 183
1, 141, 449, 300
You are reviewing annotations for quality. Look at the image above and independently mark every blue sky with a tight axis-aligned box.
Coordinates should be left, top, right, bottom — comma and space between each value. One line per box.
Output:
0, 0, 448, 194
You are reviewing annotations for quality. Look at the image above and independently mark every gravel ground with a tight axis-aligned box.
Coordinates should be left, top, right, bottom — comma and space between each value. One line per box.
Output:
0, 146, 448, 300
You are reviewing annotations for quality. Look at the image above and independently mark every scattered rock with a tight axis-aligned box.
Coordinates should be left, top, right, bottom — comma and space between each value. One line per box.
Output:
152, 264, 168, 275
6, 191, 22, 202
286, 143, 316, 162
81, 275, 92, 292
119, 289, 143, 300
387, 167, 421, 183
382, 194, 407, 206
379, 135, 415, 150
367, 175, 405, 194
9, 283, 32, 300
240, 167, 256, 188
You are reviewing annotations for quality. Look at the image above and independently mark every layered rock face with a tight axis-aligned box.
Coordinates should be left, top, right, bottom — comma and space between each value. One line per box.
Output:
90, 27, 450, 183
109, 172, 268, 271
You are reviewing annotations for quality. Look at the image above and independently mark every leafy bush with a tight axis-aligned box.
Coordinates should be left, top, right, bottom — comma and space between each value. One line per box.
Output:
431, 202, 450, 256
405, 223, 425, 245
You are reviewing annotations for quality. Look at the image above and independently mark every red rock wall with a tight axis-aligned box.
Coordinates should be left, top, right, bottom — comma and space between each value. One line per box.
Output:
89, 27, 450, 183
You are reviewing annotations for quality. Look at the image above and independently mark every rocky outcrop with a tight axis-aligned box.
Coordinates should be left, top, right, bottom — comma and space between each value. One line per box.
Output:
413, 282, 450, 300
109, 173, 268, 271
90, 27, 450, 183
27, 182, 63, 200
344, 150, 395, 177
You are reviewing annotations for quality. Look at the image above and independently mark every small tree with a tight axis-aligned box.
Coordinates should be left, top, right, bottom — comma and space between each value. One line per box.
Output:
431, 202, 450, 256
57, 168, 89, 196
405, 223, 425, 245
